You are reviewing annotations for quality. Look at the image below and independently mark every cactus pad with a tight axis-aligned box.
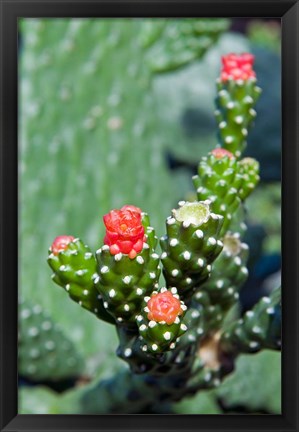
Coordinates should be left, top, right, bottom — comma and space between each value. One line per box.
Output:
19, 299, 84, 381
140, 19, 230, 74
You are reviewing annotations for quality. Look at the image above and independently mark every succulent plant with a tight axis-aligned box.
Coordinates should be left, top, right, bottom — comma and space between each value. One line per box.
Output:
19, 17, 280, 413
220, 286, 281, 354
43, 50, 281, 413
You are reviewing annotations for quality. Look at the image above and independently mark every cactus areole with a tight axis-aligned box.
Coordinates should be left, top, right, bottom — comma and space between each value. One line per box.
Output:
220, 53, 256, 82
147, 291, 183, 324
103, 205, 146, 259
50, 235, 75, 255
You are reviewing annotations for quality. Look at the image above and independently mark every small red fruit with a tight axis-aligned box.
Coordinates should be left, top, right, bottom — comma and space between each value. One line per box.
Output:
147, 291, 183, 325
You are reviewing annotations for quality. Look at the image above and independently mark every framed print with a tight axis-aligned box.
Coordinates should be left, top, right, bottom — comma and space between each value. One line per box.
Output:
0, 0, 298, 431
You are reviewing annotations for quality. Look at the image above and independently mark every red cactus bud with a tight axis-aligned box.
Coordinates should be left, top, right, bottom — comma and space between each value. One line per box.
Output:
211, 148, 234, 159
147, 291, 183, 325
220, 53, 256, 82
103, 205, 145, 259
51, 235, 75, 255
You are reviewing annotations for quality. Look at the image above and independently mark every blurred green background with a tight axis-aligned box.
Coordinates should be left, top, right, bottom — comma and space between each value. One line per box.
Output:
18, 18, 281, 414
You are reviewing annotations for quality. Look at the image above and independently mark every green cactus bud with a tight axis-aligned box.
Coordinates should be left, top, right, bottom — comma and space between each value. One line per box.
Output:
237, 157, 260, 200
136, 288, 187, 354
95, 244, 161, 325
47, 237, 114, 324
19, 298, 84, 381
160, 201, 223, 301
193, 150, 243, 236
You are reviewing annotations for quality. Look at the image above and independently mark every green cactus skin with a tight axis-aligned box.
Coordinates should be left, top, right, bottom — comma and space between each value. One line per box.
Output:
136, 288, 188, 354
193, 152, 243, 237
237, 157, 260, 200
95, 244, 161, 325
47, 238, 114, 324
199, 233, 249, 312
141, 212, 159, 250
160, 201, 223, 302
140, 19, 230, 74
19, 299, 84, 381
215, 78, 262, 157
220, 287, 281, 354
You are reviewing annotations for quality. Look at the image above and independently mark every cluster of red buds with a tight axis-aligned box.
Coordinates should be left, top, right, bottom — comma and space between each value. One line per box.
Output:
220, 53, 256, 82
103, 205, 146, 259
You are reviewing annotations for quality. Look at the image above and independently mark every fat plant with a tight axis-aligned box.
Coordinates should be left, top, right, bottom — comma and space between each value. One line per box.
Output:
47, 53, 281, 413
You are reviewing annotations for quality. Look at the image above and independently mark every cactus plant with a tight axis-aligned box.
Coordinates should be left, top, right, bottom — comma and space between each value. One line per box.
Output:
44, 51, 281, 413
19, 18, 229, 357
19, 18, 280, 414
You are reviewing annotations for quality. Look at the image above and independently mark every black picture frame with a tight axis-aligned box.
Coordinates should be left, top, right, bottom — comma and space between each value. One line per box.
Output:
1, 0, 298, 431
